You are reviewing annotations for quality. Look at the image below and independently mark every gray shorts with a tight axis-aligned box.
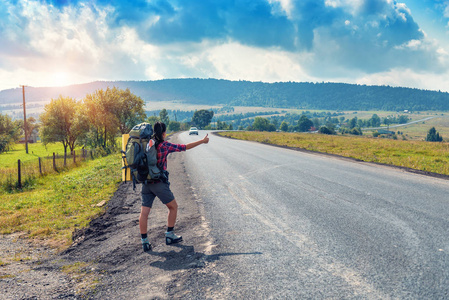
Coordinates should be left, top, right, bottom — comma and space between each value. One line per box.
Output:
141, 181, 175, 208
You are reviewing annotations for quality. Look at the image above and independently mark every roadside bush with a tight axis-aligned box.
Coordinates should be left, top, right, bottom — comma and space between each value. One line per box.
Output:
349, 128, 363, 135
319, 126, 336, 135
426, 127, 443, 142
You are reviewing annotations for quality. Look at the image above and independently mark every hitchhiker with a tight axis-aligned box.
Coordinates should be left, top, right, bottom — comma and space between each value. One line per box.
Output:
140, 122, 209, 252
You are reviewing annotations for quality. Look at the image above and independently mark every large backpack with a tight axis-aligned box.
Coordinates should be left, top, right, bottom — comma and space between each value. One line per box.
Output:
121, 122, 163, 189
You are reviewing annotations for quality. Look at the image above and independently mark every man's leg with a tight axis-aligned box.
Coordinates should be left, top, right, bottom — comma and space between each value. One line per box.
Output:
139, 206, 152, 251
166, 199, 178, 228
165, 199, 182, 245
139, 206, 151, 235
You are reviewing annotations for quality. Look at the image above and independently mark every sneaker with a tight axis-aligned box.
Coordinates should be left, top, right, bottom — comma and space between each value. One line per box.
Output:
165, 231, 183, 245
141, 237, 152, 252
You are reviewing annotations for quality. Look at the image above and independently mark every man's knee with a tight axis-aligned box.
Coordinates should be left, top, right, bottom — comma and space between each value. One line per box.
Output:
166, 199, 178, 210
140, 206, 151, 217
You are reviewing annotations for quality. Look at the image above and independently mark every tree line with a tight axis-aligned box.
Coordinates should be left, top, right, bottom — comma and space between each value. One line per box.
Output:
3, 79, 449, 113
110, 79, 449, 111
0, 87, 217, 155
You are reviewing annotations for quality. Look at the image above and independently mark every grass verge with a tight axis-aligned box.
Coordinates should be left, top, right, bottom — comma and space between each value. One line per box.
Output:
1, 141, 82, 169
0, 153, 121, 250
218, 131, 449, 176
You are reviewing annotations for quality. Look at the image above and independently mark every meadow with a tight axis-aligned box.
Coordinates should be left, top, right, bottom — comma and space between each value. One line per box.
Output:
218, 131, 449, 176
1, 141, 83, 168
0, 153, 121, 249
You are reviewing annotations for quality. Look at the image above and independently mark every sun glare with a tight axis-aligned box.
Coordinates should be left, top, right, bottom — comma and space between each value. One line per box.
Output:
50, 72, 71, 87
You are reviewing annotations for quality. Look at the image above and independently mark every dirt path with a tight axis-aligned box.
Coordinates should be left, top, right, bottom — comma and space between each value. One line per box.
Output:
0, 135, 215, 299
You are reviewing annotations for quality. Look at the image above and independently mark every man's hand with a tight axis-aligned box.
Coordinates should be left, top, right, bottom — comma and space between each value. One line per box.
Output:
186, 133, 209, 150
202, 134, 209, 144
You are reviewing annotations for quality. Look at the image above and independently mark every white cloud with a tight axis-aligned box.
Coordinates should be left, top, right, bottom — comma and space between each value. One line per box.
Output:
356, 68, 449, 92
444, 1, 449, 18
203, 42, 315, 83
0, 0, 449, 94
269, 0, 294, 17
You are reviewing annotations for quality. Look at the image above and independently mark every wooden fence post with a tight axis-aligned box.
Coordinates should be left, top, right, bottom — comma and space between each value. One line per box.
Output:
18, 159, 22, 188
53, 152, 56, 171
39, 157, 42, 175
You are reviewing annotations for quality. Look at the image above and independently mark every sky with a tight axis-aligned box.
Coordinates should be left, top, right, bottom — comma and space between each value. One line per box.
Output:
0, 0, 449, 92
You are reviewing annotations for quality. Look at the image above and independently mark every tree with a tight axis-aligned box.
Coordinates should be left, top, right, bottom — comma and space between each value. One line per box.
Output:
168, 121, 181, 132
319, 126, 336, 135
83, 88, 121, 148
297, 115, 313, 132
368, 114, 381, 127
192, 109, 214, 129
40, 96, 88, 154
252, 117, 275, 131
159, 108, 170, 125
398, 115, 409, 124
312, 118, 321, 129
349, 117, 358, 129
280, 121, 289, 132
426, 127, 443, 142
252, 117, 268, 131
0, 113, 21, 153
349, 128, 363, 135
146, 115, 160, 125
114, 87, 146, 134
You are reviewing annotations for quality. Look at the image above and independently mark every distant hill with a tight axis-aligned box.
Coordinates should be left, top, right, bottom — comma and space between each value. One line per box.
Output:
1, 78, 448, 112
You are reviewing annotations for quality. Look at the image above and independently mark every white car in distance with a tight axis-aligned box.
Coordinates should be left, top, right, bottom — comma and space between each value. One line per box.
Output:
189, 127, 199, 135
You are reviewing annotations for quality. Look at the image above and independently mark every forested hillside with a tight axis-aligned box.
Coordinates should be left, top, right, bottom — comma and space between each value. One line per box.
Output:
1, 79, 448, 111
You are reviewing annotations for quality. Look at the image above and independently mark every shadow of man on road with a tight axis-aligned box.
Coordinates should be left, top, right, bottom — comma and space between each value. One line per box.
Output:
148, 243, 262, 271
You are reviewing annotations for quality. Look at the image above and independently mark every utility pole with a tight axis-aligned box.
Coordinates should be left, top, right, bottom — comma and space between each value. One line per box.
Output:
21, 85, 28, 154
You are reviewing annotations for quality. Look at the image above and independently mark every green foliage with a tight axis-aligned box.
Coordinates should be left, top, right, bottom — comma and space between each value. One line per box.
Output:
349, 117, 358, 129
192, 109, 214, 129
426, 127, 443, 142
115, 87, 146, 134
39, 96, 86, 155
146, 115, 160, 125
341, 127, 363, 135
350, 128, 363, 135
319, 126, 336, 135
0, 114, 22, 153
252, 117, 276, 132
0, 153, 121, 248
81, 87, 145, 148
168, 121, 181, 132
159, 109, 170, 125
368, 114, 381, 127
280, 121, 289, 132
104, 79, 449, 111
297, 115, 314, 132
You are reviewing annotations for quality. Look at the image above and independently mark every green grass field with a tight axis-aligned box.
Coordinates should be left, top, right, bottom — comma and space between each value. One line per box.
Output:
0, 153, 121, 249
1, 141, 83, 168
219, 131, 449, 176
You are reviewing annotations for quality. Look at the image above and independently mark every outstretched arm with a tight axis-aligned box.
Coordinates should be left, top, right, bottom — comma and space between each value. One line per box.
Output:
186, 134, 209, 150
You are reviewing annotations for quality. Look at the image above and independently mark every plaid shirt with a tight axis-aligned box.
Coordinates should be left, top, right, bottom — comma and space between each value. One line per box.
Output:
157, 141, 186, 171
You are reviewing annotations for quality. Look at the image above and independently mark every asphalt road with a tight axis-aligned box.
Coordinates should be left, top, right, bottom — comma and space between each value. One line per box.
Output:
177, 130, 449, 299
